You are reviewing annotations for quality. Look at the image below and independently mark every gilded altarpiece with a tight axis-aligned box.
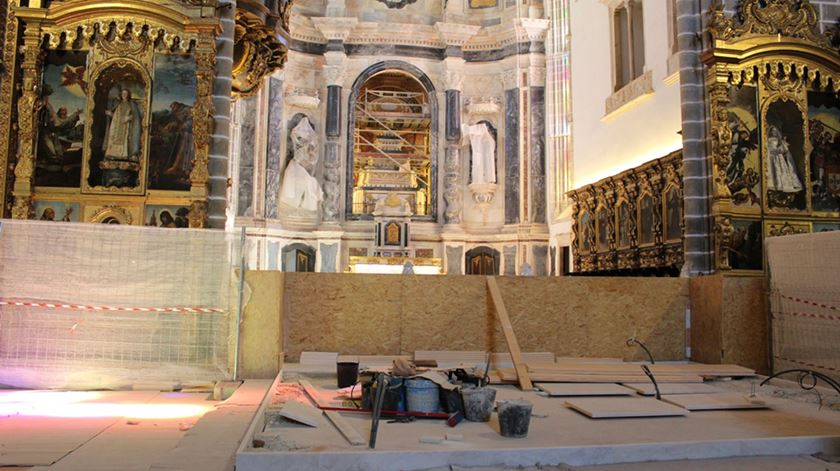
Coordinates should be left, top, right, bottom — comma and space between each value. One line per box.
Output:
706, 0, 840, 273
569, 151, 683, 274
0, 1, 219, 227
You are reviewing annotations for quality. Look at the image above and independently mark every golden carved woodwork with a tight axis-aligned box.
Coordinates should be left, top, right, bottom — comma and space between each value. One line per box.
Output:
1, 0, 220, 226
568, 151, 683, 273
708, 0, 829, 49
90, 204, 133, 224
766, 220, 810, 238
231, 6, 290, 97
704, 0, 840, 273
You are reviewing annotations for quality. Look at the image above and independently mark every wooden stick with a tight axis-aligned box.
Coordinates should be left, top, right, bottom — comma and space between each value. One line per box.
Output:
299, 380, 366, 446
486, 276, 533, 391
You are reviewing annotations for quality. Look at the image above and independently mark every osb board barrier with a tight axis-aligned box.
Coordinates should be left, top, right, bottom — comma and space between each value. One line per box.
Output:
690, 274, 769, 374
239, 271, 284, 378
277, 274, 688, 362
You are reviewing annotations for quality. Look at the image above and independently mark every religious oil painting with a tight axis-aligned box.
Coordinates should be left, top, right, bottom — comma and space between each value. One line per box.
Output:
87, 64, 148, 191
725, 85, 761, 207
814, 223, 840, 232
807, 90, 840, 213
728, 219, 763, 270
764, 99, 807, 211
638, 194, 654, 245
597, 208, 608, 251
616, 201, 632, 248
144, 205, 191, 228
33, 201, 80, 222
664, 187, 682, 241
35, 51, 88, 188
149, 54, 197, 191
579, 210, 591, 252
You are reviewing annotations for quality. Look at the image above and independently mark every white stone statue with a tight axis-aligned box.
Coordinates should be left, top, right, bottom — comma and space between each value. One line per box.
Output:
280, 117, 323, 212
766, 124, 803, 194
463, 122, 496, 184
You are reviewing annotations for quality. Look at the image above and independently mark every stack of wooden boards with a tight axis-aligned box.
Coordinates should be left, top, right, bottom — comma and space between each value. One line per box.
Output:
493, 361, 756, 384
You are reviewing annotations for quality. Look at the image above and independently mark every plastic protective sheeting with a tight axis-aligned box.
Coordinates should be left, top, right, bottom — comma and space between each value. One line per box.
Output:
0, 220, 239, 389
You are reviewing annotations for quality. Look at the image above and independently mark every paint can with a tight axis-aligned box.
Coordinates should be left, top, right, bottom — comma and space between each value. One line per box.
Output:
405, 379, 441, 413
336, 361, 359, 389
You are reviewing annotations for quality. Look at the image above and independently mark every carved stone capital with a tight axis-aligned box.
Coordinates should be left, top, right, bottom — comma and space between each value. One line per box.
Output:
529, 67, 546, 87
435, 22, 481, 47
323, 65, 346, 87
311, 17, 358, 41
443, 69, 463, 91
502, 69, 519, 90
513, 18, 550, 43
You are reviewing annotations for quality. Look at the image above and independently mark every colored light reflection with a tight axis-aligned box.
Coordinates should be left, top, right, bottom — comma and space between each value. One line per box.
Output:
0, 390, 212, 419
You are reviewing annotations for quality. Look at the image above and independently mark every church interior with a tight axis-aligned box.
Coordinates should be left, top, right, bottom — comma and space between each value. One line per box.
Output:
1, 0, 840, 470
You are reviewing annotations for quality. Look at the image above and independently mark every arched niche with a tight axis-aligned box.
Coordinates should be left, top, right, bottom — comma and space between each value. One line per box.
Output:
663, 185, 682, 242
467, 120, 498, 185
346, 61, 438, 221
84, 60, 151, 193
638, 193, 655, 245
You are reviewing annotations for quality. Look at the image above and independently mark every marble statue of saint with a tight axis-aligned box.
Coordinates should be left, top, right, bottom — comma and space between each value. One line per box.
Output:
766, 124, 803, 193
463, 122, 496, 184
103, 88, 142, 163
280, 117, 323, 212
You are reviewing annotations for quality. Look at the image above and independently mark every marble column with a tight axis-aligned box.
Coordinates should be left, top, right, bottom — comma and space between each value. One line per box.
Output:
443, 72, 463, 225
529, 68, 546, 224
323, 77, 343, 222
313, 18, 356, 224
264, 76, 284, 220
503, 70, 520, 225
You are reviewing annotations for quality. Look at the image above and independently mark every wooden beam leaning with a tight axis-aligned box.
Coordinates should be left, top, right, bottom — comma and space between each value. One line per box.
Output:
486, 276, 533, 391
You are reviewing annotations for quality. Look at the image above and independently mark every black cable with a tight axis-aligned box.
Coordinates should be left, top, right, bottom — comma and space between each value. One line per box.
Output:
626, 337, 655, 364
641, 364, 661, 400
760, 368, 840, 409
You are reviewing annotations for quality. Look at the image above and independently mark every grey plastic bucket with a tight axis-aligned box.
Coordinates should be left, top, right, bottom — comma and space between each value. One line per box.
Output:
461, 386, 496, 422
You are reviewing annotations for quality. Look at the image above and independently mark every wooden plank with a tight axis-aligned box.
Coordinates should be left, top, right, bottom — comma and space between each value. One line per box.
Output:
324, 410, 367, 446
486, 276, 532, 391
661, 393, 769, 411
298, 380, 366, 446
623, 383, 724, 396
496, 368, 704, 384
536, 383, 635, 397
277, 401, 322, 427
564, 397, 689, 419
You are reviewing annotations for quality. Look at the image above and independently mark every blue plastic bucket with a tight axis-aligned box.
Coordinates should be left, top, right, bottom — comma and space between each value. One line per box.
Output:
405, 379, 441, 413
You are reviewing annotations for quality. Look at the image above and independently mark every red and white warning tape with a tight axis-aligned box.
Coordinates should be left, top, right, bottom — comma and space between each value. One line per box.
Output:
779, 293, 840, 312
0, 299, 224, 314
780, 310, 840, 323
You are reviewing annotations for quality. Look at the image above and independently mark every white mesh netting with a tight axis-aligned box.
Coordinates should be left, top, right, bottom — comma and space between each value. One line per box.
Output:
0, 220, 240, 389
766, 231, 840, 382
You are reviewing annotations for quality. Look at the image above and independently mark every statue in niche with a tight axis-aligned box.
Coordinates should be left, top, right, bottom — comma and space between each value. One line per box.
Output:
103, 87, 143, 166
280, 116, 323, 212
766, 124, 803, 194
463, 122, 496, 184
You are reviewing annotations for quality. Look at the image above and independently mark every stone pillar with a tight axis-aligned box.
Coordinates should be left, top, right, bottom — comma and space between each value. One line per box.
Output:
322, 62, 345, 224
503, 69, 520, 225
443, 68, 463, 226
209, 0, 236, 228
436, 24, 479, 227
529, 67, 547, 224
313, 18, 357, 225
264, 75, 284, 220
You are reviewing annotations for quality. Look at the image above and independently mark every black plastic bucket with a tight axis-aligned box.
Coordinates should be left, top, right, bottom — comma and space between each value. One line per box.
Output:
336, 361, 359, 388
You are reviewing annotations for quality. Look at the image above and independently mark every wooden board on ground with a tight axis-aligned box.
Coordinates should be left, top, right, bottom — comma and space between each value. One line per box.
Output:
414, 351, 487, 365
300, 351, 339, 365
564, 397, 689, 419
298, 380, 366, 446
323, 410, 366, 446
661, 393, 769, 411
486, 276, 533, 391
277, 401, 322, 427
623, 382, 724, 396
525, 362, 755, 378
491, 352, 555, 367
536, 383, 635, 397
495, 368, 704, 384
